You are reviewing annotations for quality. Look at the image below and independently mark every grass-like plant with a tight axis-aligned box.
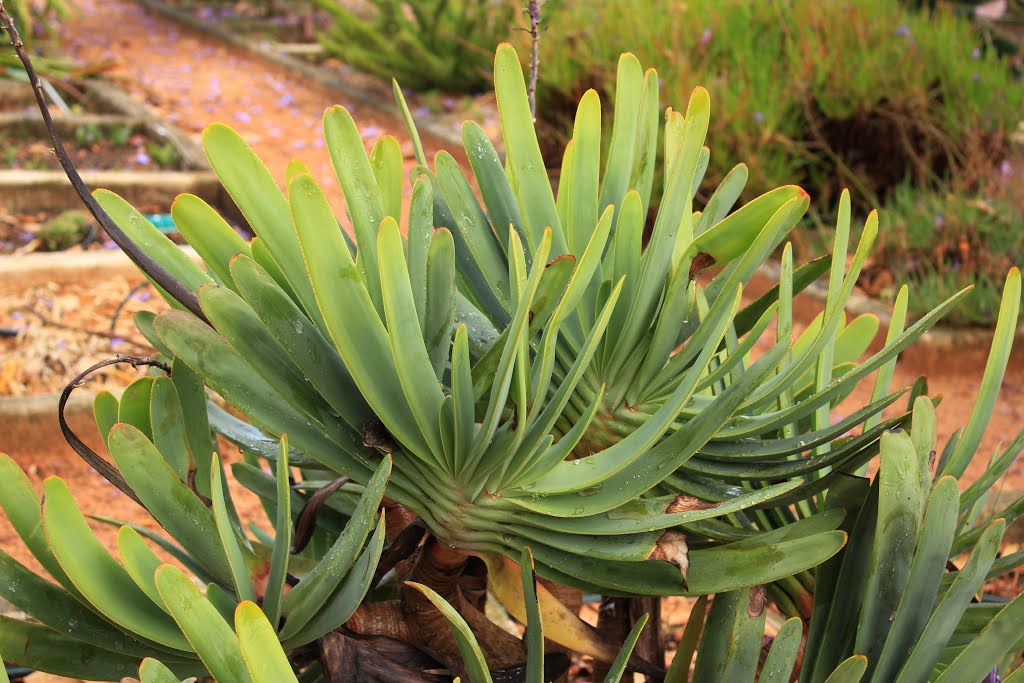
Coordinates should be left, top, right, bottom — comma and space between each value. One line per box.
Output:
533, 0, 1021, 212
314, 0, 516, 92
866, 184, 1024, 327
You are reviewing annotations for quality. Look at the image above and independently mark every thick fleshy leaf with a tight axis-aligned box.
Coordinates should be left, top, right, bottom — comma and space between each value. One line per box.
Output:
118, 526, 171, 614
854, 429, 925, 665
871, 476, 959, 682
369, 135, 403, 222
0, 548, 172, 658
893, 519, 1005, 683
155, 565, 253, 682
493, 43, 566, 256
148, 377, 193, 481
758, 617, 802, 683
118, 377, 155, 440
942, 268, 1021, 478
93, 390, 119, 450
211, 454, 256, 602
279, 513, 386, 648
822, 656, 867, 683
599, 53, 644, 214
0, 455, 75, 588
201, 124, 325, 330
171, 193, 252, 290
435, 150, 511, 313
0, 616, 155, 680
155, 310, 380, 486
108, 423, 234, 585
40, 478, 190, 651
279, 457, 390, 640
378, 217, 446, 460
94, 189, 212, 297
322, 107, 386, 312
405, 582, 494, 683
290, 172, 434, 464
235, 601, 299, 683
139, 658, 185, 683
262, 436, 291, 629
462, 121, 527, 259
603, 613, 648, 683
170, 356, 214, 498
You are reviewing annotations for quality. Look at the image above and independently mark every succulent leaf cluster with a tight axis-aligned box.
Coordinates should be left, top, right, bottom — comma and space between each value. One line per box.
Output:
2, 43, 1024, 682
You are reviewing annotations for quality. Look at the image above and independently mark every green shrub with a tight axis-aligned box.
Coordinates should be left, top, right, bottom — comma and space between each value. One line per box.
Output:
534, 0, 1021, 213
867, 184, 1024, 327
3, 0, 73, 37
36, 208, 90, 251
315, 0, 518, 92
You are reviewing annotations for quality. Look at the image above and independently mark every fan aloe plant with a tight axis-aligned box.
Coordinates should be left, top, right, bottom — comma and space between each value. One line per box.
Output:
0, 416, 389, 681
2, 20, 1024, 679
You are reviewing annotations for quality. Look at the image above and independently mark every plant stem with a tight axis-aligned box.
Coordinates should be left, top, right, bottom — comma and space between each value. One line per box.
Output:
527, 0, 541, 120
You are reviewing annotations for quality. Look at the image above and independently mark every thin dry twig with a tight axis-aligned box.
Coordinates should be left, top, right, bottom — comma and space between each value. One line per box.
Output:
110, 281, 151, 333
527, 1, 541, 120
24, 305, 151, 350
59, 355, 170, 506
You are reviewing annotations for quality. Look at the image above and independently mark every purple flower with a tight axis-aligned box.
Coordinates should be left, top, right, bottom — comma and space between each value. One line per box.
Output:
234, 112, 252, 123
894, 24, 911, 38
103, 240, 118, 249
1000, 160, 1013, 178
934, 213, 945, 227
972, 46, 982, 59
292, 141, 307, 150
973, 73, 981, 82
360, 125, 382, 139
982, 668, 1001, 683
111, 337, 125, 348
753, 111, 765, 125
414, 106, 430, 118
700, 27, 713, 45
11, 312, 22, 320
276, 93, 295, 107
135, 151, 151, 165
133, 290, 152, 302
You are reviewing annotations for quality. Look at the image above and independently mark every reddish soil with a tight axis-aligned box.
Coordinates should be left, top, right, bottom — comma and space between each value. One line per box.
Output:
56, 0, 463, 221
